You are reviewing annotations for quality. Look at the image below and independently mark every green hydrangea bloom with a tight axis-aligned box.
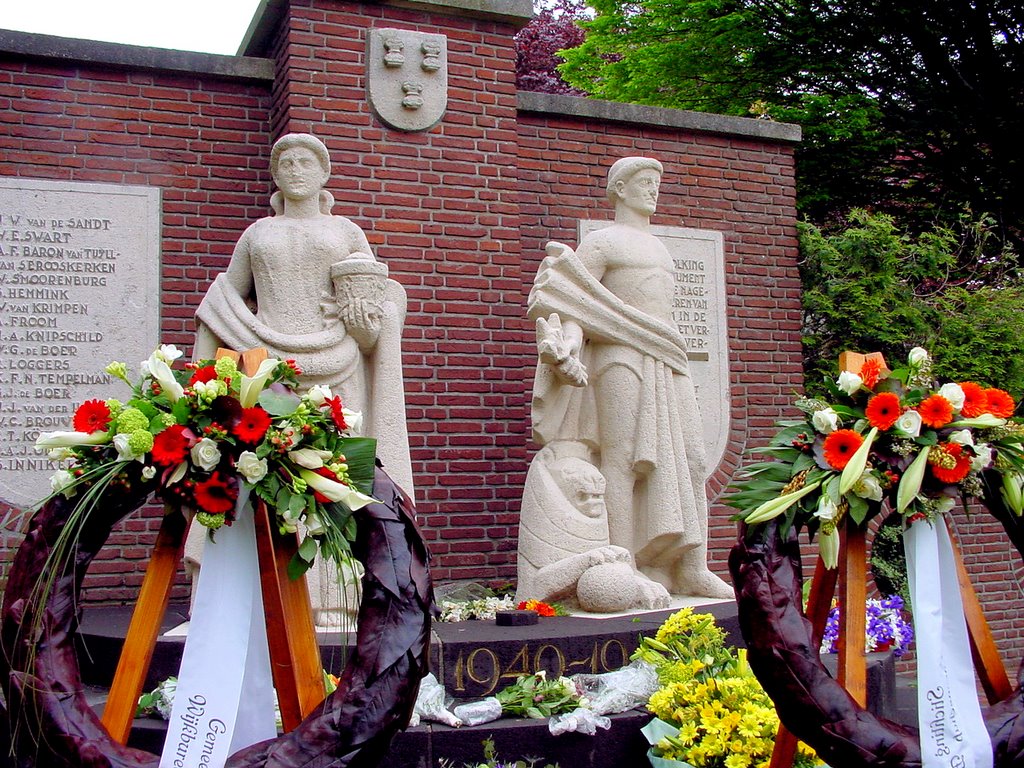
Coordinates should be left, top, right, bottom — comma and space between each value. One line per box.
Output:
214, 357, 239, 379
196, 512, 225, 530
158, 413, 176, 428
127, 429, 154, 455
116, 407, 149, 434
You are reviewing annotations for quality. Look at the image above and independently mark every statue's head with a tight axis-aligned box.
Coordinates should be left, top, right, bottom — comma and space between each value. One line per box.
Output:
271, 133, 331, 177
606, 156, 663, 217
552, 456, 607, 519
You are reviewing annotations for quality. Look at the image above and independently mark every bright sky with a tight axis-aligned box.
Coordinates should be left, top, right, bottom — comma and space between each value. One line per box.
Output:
0, 0, 265, 56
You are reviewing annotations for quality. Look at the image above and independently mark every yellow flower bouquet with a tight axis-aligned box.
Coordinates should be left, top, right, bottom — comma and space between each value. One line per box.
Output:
637, 609, 817, 768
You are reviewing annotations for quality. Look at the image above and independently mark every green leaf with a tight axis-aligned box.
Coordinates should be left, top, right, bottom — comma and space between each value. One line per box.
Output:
297, 535, 319, 563
340, 437, 377, 495
259, 388, 301, 417
287, 551, 313, 581
276, 486, 293, 514
847, 493, 869, 525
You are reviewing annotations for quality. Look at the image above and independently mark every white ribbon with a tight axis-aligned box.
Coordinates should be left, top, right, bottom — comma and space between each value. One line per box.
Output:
160, 488, 277, 768
904, 517, 992, 768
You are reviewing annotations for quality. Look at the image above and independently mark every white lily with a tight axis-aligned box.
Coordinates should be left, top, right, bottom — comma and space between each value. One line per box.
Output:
897, 446, 932, 514
147, 353, 184, 403
288, 447, 333, 469
35, 430, 109, 450
299, 468, 375, 510
839, 427, 877, 496
949, 414, 1005, 429
239, 358, 281, 408
745, 481, 822, 524
818, 526, 841, 569
1001, 472, 1024, 516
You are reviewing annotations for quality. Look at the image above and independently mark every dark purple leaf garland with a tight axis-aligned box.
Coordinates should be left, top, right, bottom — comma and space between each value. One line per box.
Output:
1, 465, 435, 768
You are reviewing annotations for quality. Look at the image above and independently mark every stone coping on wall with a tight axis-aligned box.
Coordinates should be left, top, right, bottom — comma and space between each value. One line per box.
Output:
239, 0, 533, 57
0, 28, 274, 82
518, 91, 802, 144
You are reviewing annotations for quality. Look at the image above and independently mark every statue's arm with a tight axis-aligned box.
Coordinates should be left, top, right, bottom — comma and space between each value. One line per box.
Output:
338, 220, 382, 351
193, 229, 255, 361
531, 546, 633, 602
223, 228, 256, 298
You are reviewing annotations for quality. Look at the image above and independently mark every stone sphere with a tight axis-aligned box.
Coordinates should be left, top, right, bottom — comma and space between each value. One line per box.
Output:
576, 562, 639, 612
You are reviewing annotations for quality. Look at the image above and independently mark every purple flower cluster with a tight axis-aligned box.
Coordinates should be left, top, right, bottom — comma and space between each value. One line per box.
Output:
820, 595, 914, 658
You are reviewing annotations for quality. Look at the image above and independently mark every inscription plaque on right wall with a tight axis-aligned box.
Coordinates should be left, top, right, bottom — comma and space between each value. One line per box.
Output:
580, 221, 730, 475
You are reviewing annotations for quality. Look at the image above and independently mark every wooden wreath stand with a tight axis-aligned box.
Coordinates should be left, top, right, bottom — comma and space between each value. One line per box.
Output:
99, 348, 326, 745
770, 352, 1014, 767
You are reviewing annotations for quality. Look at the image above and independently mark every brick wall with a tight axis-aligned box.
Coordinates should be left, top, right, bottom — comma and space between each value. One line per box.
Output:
0, 39, 274, 601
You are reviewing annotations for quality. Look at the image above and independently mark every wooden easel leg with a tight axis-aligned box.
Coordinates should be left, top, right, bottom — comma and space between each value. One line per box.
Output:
837, 521, 867, 705
252, 499, 325, 732
945, 517, 1012, 703
101, 506, 187, 744
769, 558, 841, 768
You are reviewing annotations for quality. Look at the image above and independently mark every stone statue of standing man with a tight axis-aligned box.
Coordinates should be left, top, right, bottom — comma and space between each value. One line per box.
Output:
525, 157, 732, 600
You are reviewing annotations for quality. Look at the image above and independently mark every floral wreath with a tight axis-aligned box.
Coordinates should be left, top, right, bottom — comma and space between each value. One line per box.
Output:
725, 348, 1024, 766
36, 345, 378, 575
1, 346, 434, 767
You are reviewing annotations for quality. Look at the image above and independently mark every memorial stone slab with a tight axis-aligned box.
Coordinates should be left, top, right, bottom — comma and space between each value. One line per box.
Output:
579, 221, 729, 474
0, 178, 161, 508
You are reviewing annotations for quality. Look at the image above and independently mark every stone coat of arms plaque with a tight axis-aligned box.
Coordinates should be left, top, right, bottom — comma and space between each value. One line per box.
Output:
367, 28, 448, 132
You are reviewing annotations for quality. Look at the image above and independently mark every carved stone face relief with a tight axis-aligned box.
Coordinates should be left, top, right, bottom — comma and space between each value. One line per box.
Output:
367, 28, 448, 132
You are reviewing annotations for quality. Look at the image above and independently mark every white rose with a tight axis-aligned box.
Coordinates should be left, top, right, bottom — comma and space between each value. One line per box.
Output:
853, 471, 884, 502
939, 383, 966, 412
908, 347, 929, 367
304, 513, 325, 537
971, 444, 993, 472
142, 465, 157, 481
814, 495, 839, 522
934, 496, 956, 515
190, 438, 222, 471
895, 409, 922, 437
306, 384, 332, 406
50, 469, 77, 497
343, 408, 363, 436
948, 429, 974, 446
237, 451, 269, 483
836, 370, 863, 396
113, 433, 144, 462
812, 408, 840, 434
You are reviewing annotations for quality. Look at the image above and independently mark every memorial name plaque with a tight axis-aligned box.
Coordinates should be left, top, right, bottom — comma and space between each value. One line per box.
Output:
580, 221, 730, 474
0, 178, 160, 508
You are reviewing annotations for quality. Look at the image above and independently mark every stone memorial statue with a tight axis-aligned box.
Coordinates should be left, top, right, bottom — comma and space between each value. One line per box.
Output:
515, 442, 670, 612
185, 132, 414, 624
523, 156, 733, 600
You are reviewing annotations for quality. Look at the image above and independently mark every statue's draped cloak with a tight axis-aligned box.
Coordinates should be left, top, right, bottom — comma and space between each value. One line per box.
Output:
527, 248, 707, 568
197, 272, 414, 495
516, 445, 610, 599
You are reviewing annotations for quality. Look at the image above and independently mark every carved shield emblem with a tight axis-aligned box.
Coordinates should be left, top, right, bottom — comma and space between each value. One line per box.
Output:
367, 28, 448, 132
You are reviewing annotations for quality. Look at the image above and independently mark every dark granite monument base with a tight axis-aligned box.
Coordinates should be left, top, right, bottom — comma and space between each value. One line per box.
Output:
73, 601, 898, 767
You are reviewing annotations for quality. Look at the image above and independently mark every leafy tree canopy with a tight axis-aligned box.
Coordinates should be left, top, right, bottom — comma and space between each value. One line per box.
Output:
556, 0, 1024, 244
801, 210, 1024, 396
